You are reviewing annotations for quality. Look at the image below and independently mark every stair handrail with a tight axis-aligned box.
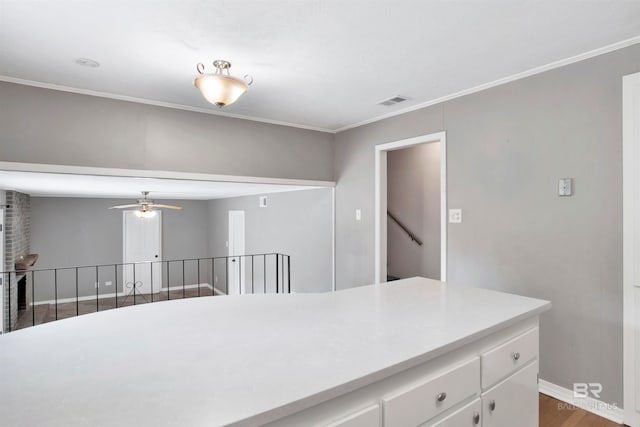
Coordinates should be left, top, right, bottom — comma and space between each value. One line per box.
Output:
387, 211, 423, 246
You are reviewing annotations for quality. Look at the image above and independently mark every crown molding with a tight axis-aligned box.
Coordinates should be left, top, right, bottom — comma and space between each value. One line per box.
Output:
0, 75, 335, 134
334, 35, 640, 133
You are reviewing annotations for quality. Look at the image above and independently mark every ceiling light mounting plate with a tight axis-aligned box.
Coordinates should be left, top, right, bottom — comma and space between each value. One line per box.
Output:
213, 59, 231, 71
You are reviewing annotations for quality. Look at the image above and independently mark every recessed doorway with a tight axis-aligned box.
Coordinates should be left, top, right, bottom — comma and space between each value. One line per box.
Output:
374, 131, 447, 284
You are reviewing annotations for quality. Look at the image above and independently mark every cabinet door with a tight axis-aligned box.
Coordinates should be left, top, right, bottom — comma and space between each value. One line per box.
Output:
422, 398, 481, 427
482, 362, 538, 427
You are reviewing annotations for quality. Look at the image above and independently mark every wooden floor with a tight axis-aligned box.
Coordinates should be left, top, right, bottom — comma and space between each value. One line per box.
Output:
540, 394, 622, 427
15, 286, 217, 330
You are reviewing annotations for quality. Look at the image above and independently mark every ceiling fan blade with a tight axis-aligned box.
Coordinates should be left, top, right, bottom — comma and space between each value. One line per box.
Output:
150, 204, 183, 210
109, 204, 142, 209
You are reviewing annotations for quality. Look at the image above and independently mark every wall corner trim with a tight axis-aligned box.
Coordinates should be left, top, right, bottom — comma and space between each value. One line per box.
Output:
538, 379, 624, 424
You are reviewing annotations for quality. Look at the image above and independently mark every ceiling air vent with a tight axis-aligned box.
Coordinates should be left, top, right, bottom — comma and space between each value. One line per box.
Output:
378, 95, 409, 107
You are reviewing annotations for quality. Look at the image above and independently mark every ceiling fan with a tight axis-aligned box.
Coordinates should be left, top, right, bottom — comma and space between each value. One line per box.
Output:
109, 191, 182, 218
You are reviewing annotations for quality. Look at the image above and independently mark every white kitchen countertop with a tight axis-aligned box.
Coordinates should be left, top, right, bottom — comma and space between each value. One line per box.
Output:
0, 277, 550, 427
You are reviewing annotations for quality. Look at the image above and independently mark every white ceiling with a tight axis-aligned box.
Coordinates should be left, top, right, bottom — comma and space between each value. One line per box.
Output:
0, 1, 639, 132
0, 171, 318, 200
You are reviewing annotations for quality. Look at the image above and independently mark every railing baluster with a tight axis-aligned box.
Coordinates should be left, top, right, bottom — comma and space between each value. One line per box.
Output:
150, 261, 154, 303
288, 256, 291, 294
263, 254, 266, 294
212, 258, 215, 296
133, 263, 136, 306
225, 256, 229, 295
7, 273, 11, 332
276, 254, 279, 294
95, 265, 99, 313
167, 262, 170, 300
182, 260, 185, 298
75, 267, 79, 316
54, 269, 58, 320
114, 264, 118, 309
239, 256, 242, 295
251, 255, 254, 294
197, 259, 201, 297
31, 270, 35, 327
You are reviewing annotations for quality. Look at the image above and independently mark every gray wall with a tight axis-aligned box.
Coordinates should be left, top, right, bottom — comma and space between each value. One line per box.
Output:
30, 197, 210, 300
333, 43, 640, 405
387, 143, 441, 280
207, 188, 333, 294
0, 82, 334, 181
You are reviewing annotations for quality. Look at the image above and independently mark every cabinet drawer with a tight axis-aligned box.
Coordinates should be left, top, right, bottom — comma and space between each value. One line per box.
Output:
421, 398, 481, 427
481, 327, 538, 389
482, 361, 539, 427
325, 404, 379, 427
383, 358, 480, 427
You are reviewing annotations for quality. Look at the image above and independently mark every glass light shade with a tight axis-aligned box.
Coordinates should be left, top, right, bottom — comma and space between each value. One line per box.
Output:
135, 209, 157, 219
194, 74, 248, 107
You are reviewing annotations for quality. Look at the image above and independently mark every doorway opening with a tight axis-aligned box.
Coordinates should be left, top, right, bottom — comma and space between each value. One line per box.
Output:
374, 131, 447, 284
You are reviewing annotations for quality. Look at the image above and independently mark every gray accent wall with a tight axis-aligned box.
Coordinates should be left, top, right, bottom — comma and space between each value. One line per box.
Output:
387, 143, 441, 280
207, 188, 333, 294
0, 82, 334, 181
333, 43, 640, 405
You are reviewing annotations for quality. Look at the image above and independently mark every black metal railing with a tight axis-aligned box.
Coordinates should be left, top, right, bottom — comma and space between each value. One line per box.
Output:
1, 253, 291, 333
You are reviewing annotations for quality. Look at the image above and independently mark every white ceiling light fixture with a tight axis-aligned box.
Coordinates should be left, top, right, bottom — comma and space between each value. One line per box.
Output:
109, 191, 182, 219
194, 60, 253, 108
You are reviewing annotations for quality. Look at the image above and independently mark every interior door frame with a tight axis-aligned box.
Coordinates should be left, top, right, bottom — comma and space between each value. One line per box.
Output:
374, 131, 447, 284
122, 210, 163, 294
624, 72, 640, 427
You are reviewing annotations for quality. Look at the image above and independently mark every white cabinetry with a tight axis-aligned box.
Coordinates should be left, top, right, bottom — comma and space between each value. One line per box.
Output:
266, 319, 541, 427
481, 362, 539, 427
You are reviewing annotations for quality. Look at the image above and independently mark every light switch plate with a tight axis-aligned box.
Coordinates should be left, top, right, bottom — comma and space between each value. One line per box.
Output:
355, 209, 362, 221
259, 196, 268, 207
449, 209, 462, 223
558, 178, 573, 196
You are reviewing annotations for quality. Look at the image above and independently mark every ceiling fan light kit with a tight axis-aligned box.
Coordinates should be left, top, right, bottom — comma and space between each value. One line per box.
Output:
194, 59, 253, 107
109, 191, 183, 218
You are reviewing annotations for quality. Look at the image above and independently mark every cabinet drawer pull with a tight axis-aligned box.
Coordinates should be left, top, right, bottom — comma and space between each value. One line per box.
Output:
436, 392, 447, 402
473, 412, 480, 424
512, 352, 521, 361
489, 400, 496, 411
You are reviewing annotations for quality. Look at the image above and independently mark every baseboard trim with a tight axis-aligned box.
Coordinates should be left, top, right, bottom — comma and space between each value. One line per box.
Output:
539, 379, 624, 424
31, 283, 214, 306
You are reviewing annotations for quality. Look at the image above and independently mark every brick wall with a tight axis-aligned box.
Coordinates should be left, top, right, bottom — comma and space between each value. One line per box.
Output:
3, 191, 30, 331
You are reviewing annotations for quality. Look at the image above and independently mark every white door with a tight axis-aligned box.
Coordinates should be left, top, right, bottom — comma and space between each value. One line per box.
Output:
123, 211, 162, 295
228, 210, 245, 295
624, 72, 640, 427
